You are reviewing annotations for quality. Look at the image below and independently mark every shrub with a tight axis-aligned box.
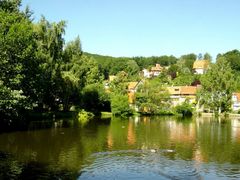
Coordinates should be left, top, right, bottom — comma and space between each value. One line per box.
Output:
78, 109, 94, 126
110, 94, 133, 116
175, 101, 194, 117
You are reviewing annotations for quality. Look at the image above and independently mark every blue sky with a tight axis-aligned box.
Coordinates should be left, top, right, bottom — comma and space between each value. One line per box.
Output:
21, 0, 240, 59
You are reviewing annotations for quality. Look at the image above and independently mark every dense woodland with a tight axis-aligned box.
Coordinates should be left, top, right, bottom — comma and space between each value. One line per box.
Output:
1, 0, 240, 130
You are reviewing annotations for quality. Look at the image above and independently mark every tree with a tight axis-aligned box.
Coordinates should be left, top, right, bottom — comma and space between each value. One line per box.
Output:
0, 0, 38, 125
61, 71, 79, 111
179, 53, 197, 71
34, 16, 66, 110
221, 49, 240, 72
136, 79, 171, 114
0, 0, 21, 13
199, 57, 236, 114
81, 83, 110, 114
203, 52, 212, 61
110, 93, 132, 116
173, 73, 194, 86
124, 60, 140, 76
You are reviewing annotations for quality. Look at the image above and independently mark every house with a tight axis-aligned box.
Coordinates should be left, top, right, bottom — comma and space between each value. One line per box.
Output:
151, 64, 163, 76
232, 93, 240, 111
127, 81, 142, 105
193, 60, 209, 74
167, 86, 199, 106
142, 69, 151, 78
142, 64, 163, 78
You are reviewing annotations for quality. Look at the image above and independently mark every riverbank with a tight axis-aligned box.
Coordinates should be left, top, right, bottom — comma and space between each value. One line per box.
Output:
200, 113, 240, 118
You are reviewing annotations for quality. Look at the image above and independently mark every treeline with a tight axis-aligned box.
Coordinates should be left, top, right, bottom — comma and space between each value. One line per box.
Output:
84, 52, 178, 79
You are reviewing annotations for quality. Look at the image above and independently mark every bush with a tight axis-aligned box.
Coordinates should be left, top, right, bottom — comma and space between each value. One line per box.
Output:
78, 109, 94, 126
175, 101, 194, 117
110, 94, 133, 116
81, 83, 111, 115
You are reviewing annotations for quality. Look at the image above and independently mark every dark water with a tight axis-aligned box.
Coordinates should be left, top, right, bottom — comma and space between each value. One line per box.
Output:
1, 116, 240, 179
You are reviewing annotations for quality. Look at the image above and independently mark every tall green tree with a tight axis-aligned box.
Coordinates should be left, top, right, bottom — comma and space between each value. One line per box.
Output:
34, 17, 66, 110
220, 49, 240, 72
0, 0, 38, 125
203, 52, 212, 61
179, 53, 197, 71
199, 57, 236, 114
136, 79, 171, 114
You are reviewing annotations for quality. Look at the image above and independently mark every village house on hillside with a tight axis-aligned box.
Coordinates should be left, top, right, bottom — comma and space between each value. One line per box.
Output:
142, 64, 163, 78
151, 64, 163, 76
193, 60, 209, 74
127, 81, 142, 105
167, 86, 200, 106
232, 93, 240, 111
143, 64, 163, 78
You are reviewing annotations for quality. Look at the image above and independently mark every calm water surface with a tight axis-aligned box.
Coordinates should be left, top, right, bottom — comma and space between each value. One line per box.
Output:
0, 116, 240, 179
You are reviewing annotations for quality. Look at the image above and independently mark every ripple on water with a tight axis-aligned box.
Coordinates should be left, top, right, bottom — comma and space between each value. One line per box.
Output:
78, 150, 202, 180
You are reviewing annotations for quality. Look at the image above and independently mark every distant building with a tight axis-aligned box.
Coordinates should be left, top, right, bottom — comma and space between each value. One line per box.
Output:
193, 60, 209, 74
151, 64, 163, 76
142, 64, 163, 78
167, 86, 199, 106
232, 93, 240, 111
142, 69, 151, 78
127, 81, 142, 104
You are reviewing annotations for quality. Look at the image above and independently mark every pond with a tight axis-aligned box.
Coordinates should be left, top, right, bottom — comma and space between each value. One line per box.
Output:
0, 116, 240, 179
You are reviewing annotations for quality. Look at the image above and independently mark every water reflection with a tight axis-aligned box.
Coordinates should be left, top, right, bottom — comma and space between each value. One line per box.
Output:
0, 116, 240, 179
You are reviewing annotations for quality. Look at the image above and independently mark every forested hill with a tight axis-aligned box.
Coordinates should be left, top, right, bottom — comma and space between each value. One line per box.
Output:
84, 52, 178, 77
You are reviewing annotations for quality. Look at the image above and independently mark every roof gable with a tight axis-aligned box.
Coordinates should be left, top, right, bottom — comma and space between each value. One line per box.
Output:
193, 60, 209, 69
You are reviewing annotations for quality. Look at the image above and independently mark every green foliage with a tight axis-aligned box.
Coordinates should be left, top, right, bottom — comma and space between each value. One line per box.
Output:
110, 94, 133, 116
199, 57, 236, 113
109, 71, 128, 94
81, 83, 110, 114
84, 53, 178, 79
136, 79, 171, 114
0, 1, 106, 127
173, 73, 194, 86
157, 68, 171, 84
0, 0, 21, 13
1, 0, 240, 131
220, 49, 240, 72
0, 0, 39, 125
179, 53, 197, 71
175, 101, 194, 117
78, 109, 94, 126
0, 80, 28, 130
203, 52, 212, 61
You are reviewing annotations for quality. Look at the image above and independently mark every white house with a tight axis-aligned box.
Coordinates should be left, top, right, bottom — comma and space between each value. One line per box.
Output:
142, 69, 151, 78
142, 64, 163, 78
232, 93, 240, 111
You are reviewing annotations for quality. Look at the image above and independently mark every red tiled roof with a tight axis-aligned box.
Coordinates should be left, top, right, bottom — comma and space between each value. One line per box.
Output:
151, 64, 163, 71
233, 93, 240, 101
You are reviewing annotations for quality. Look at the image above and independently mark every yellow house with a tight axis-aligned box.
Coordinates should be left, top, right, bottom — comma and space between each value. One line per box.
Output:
167, 86, 199, 106
127, 81, 142, 104
193, 60, 209, 74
